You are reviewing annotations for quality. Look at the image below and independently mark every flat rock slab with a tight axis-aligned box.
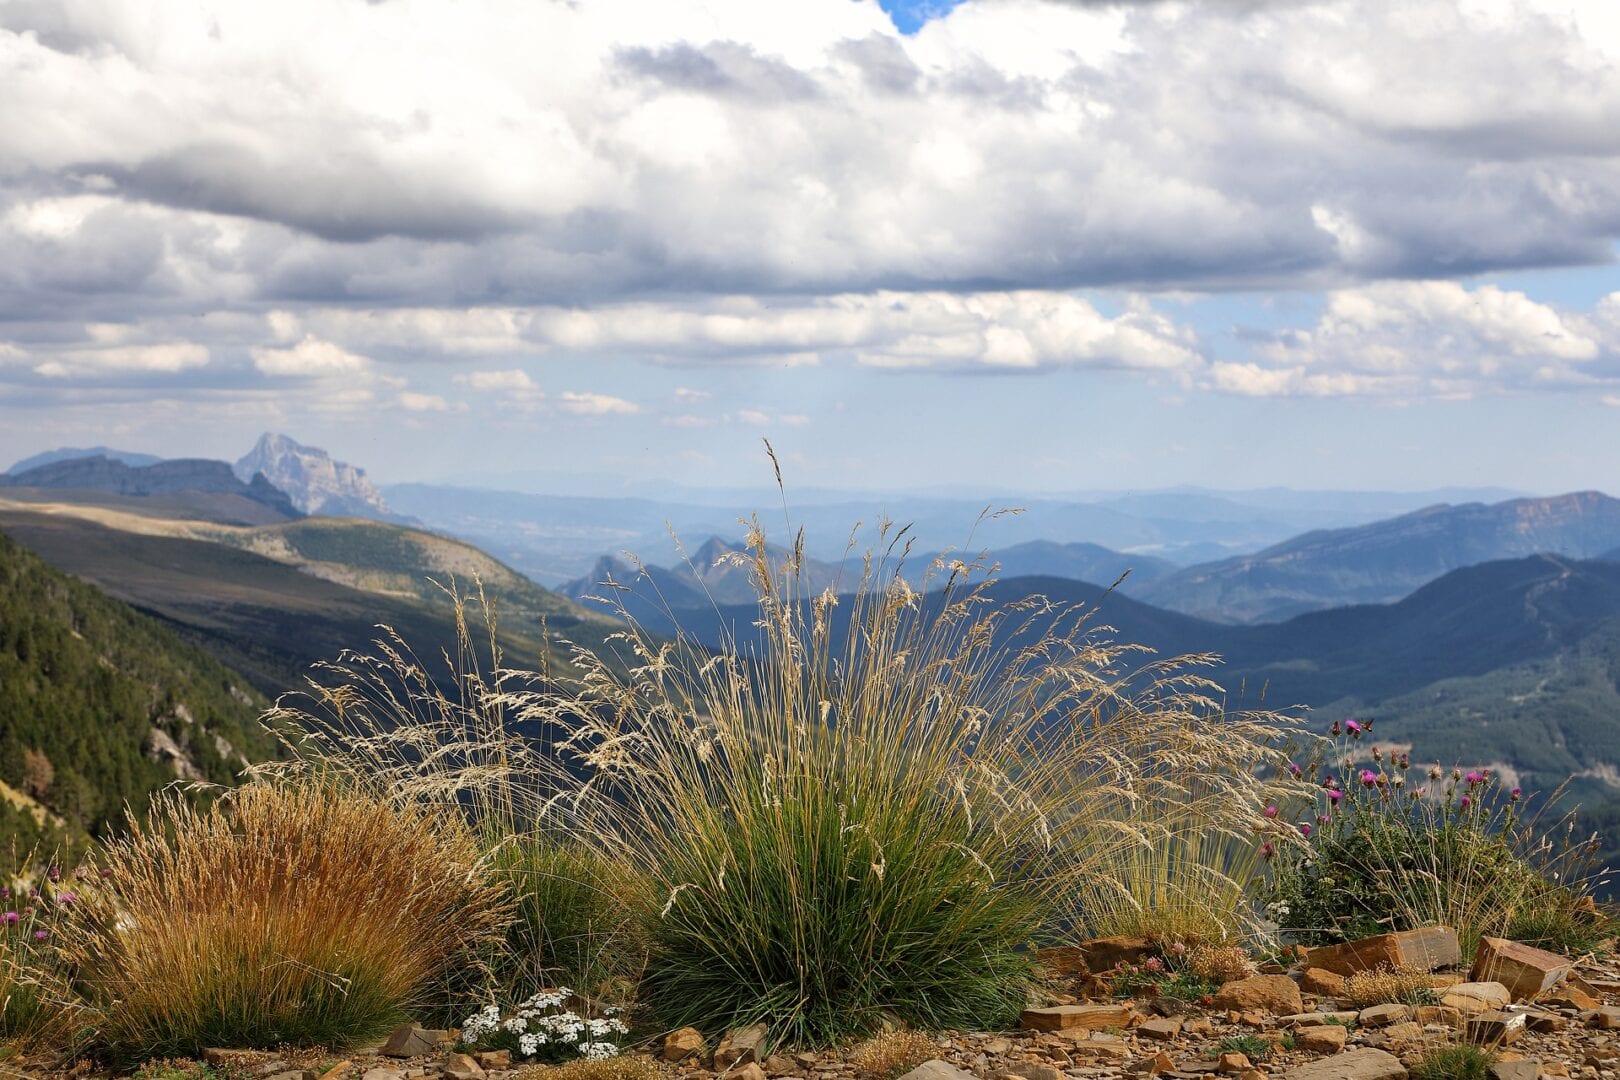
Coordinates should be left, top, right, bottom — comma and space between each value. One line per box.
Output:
1280, 1047, 1408, 1079
1442, 981, 1513, 1015
897, 1062, 978, 1080
1305, 926, 1460, 976
1488, 1062, 1540, 1080
1018, 1003, 1133, 1031
1472, 936, 1573, 1001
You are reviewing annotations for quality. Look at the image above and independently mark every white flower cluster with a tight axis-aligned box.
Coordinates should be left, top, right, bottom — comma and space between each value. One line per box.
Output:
462, 989, 628, 1061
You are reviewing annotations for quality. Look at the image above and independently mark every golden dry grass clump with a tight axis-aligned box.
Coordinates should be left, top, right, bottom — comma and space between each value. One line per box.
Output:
1340, 965, 1440, 1009
1184, 944, 1255, 984
849, 1030, 941, 1080
60, 775, 509, 1062
512, 1058, 666, 1080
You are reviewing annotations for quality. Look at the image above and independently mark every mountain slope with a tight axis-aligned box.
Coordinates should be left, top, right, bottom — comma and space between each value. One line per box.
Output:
1, 456, 301, 524
989, 540, 1176, 587
0, 527, 274, 853
1139, 491, 1620, 622
0, 504, 627, 695
235, 433, 403, 520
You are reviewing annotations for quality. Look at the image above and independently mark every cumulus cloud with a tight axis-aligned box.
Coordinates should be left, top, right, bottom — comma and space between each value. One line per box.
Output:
558, 391, 641, 416
1215, 281, 1620, 398
251, 336, 370, 377
3, 0, 1620, 421
455, 368, 540, 392
3, 0, 1620, 316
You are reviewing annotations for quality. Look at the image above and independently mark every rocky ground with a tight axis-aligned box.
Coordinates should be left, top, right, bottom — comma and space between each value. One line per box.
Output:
38, 930, 1620, 1080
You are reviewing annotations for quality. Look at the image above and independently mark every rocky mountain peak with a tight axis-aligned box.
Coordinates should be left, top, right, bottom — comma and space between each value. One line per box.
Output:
234, 433, 395, 519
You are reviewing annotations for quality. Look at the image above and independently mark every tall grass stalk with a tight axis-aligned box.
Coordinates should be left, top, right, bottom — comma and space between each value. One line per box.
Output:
282, 503, 1305, 1046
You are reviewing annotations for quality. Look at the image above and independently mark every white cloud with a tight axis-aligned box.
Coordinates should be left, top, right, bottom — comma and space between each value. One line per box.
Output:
455, 368, 539, 392
398, 391, 452, 412
4, 0, 1620, 315
31, 342, 210, 379
558, 391, 641, 415
251, 335, 370, 377
1234, 280, 1616, 398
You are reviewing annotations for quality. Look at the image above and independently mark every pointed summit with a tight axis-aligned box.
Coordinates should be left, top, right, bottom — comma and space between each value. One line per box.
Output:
234, 433, 396, 520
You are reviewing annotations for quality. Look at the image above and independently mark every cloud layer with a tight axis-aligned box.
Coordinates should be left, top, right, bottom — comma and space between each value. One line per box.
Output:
3, 0, 1620, 415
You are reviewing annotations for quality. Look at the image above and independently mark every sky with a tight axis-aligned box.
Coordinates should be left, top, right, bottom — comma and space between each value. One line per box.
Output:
3, 0, 1620, 496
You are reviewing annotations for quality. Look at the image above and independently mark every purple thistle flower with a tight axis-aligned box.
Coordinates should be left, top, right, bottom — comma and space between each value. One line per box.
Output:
1263, 804, 1279, 819
1288, 761, 1303, 777
1317, 814, 1330, 825
46, 867, 60, 883
1359, 769, 1379, 788
2, 912, 17, 925
1510, 787, 1523, 801
1298, 822, 1313, 838
32, 929, 47, 941
1261, 841, 1276, 861
1465, 771, 1487, 786
1460, 795, 1473, 810
1328, 789, 1343, 804
57, 891, 77, 905
1345, 719, 1362, 735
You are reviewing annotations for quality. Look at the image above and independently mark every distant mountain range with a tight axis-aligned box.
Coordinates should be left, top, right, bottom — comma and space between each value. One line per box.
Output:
0, 456, 302, 524
6, 434, 1620, 842
6, 446, 163, 474
1136, 492, 1620, 622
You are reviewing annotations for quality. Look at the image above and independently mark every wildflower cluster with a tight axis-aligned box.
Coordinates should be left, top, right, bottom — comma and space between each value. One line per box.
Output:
461, 989, 628, 1062
1107, 940, 1245, 1002
2, 862, 101, 1042
1264, 720, 1608, 955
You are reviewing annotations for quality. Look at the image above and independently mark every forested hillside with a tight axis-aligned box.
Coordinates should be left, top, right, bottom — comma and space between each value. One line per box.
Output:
0, 528, 273, 855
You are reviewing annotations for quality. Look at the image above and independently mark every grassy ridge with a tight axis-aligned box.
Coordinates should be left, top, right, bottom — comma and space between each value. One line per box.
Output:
0, 510, 628, 696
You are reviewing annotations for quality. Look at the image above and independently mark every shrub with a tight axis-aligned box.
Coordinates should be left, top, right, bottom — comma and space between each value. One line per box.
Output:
1073, 824, 1273, 946
1264, 722, 1608, 957
1339, 965, 1439, 1009
489, 835, 652, 1005
540, 521, 1299, 1045
1184, 944, 1253, 985
61, 776, 509, 1062
282, 514, 1301, 1048
849, 1031, 940, 1080
1409, 1043, 1495, 1080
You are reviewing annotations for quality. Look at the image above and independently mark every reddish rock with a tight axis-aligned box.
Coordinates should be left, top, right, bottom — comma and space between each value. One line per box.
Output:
1279, 1047, 1407, 1079
1299, 967, 1346, 997
1470, 936, 1573, 1001
664, 1027, 707, 1063
1210, 974, 1303, 1015
1077, 935, 1156, 972
1018, 1003, 1133, 1031
1036, 946, 1090, 978
715, 1023, 769, 1070
1294, 1025, 1347, 1053
1304, 926, 1460, 976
